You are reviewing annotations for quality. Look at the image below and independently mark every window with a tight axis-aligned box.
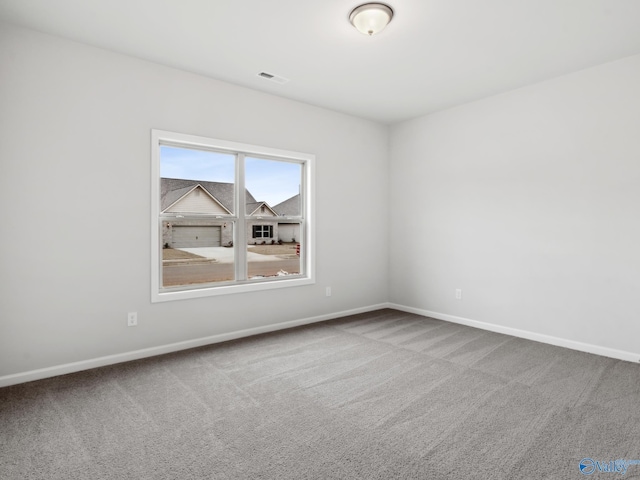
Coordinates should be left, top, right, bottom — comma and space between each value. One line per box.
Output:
252, 225, 273, 238
151, 130, 314, 302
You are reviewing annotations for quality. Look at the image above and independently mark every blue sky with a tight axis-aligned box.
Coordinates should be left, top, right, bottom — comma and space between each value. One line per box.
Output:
161, 145, 300, 206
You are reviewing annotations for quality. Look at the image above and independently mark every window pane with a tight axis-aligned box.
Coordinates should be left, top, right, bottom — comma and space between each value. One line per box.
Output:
245, 157, 302, 280
160, 145, 235, 215
162, 220, 235, 287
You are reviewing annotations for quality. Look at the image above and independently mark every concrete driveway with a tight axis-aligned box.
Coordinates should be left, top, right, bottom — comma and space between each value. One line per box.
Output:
178, 247, 280, 264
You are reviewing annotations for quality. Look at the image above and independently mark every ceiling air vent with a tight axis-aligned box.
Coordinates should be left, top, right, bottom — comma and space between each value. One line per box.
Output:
257, 71, 289, 84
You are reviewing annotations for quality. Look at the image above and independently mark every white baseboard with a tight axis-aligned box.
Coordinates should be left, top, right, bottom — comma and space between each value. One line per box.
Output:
388, 303, 640, 364
4, 302, 636, 388
0, 303, 388, 388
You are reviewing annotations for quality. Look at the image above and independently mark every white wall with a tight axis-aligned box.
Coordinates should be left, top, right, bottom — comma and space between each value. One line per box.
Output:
389, 54, 640, 358
0, 23, 389, 380
4, 21, 638, 384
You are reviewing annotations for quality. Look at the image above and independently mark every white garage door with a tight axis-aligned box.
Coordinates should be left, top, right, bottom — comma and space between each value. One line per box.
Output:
278, 224, 299, 243
172, 226, 221, 248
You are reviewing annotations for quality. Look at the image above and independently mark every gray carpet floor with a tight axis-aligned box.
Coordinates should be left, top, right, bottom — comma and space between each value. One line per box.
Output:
2, 308, 640, 479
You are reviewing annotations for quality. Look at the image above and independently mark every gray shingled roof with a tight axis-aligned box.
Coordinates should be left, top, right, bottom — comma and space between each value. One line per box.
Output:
161, 178, 258, 214
273, 194, 300, 216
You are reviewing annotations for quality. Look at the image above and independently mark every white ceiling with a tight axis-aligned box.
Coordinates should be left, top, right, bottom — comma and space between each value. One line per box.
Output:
2, 0, 640, 124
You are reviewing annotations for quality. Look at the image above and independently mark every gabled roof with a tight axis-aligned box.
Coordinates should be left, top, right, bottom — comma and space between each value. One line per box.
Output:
164, 184, 231, 214
161, 178, 270, 215
247, 202, 278, 217
162, 184, 196, 211
273, 194, 300, 217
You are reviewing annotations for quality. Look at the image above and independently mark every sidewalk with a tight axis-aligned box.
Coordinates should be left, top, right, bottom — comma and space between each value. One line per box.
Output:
178, 247, 281, 264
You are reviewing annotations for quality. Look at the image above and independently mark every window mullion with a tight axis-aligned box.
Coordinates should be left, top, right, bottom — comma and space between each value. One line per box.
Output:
236, 153, 247, 281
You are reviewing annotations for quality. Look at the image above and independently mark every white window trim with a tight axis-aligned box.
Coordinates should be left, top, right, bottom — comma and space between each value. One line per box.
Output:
151, 129, 315, 303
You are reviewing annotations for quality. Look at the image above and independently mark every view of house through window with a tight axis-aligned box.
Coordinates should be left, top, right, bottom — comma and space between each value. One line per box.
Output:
152, 131, 311, 300
245, 156, 301, 279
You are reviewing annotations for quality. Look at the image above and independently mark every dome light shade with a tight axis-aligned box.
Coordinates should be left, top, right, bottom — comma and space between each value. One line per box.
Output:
349, 3, 394, 36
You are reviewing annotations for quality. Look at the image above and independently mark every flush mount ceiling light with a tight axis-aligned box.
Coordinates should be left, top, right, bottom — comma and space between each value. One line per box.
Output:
349, 3, 394, 36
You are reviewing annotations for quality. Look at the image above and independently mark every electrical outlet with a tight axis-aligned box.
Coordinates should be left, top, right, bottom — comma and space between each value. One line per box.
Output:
455, 289, 462, 300
127, 312, 138, 327
326, 287, 332, 297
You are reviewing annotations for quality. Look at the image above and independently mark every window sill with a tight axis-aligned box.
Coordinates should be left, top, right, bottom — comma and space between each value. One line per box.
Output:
152, 275, 315, 303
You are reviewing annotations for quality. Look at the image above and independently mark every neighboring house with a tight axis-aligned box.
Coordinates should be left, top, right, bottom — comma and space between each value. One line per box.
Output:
161, 178, 290, 247
273, 194, 301, 243
245, 201, 280, 245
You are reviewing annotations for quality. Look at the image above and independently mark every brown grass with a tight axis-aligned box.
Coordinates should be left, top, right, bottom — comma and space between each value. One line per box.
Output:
247, 242, 298, 255
163, 242, 298, 259
162, 248, 206, 261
